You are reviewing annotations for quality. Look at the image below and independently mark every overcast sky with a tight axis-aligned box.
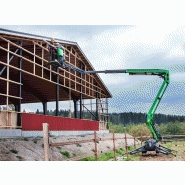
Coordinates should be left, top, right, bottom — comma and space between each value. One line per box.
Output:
1, 25, 185, 115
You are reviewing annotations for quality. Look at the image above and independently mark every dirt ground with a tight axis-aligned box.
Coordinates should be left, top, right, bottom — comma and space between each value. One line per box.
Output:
1, 133, 184, 161
139, 153, 175, 161
134, 141, 185, 161
0, 133, 136, 161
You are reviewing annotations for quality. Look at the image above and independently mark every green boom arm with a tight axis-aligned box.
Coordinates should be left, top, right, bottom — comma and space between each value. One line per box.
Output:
124, 69, 170, 141
86, 69, 170, 141
49, 57, 170, 141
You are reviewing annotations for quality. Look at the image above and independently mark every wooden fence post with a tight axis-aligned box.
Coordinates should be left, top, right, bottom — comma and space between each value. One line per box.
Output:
43, 123, 49, 161
94, 131, 98, 161
134, 137, 136, 149
141, 133, 143, 146
113, 132, 117, 161
125, 131, 128, 158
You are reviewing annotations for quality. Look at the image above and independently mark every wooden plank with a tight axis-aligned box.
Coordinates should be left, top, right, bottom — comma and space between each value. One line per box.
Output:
0, 45, 106, 100
32, 41, 49, 52
49, 139, 95, 147
0, 34, 110, 99
66, 153, 95, 161
90, 99, 92, 120
50, 65, 52, 81
163, 135, 185, 138
6, 43, 10, 108
56, 57, 104, 92
0, 60, 97, 99
0, 125, 22, 128
42, 48, 44, 78
75, 55, 76, 91
113, 132, 117, 161
0, 92, 22, 99
136, 136, 150, 139
125, 132, 128, 158
0, 34, 45, 43
85, 66, 87, 94
34, 43, 35, 75
69, 52, 71, 118
0, 36, 49, 64
94, 131, 98, 161
89, 75, 90, 96
134, 137, 136, 149
43, 123, 49, 161
0, 75, 22, 86
0, 45, 48, 70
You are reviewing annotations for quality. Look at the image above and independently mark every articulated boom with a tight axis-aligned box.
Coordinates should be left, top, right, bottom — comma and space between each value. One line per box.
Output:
146, 72, 169, 141
51, 55, 170, 141
49, 49, 172, 154
124, 69, 170, 141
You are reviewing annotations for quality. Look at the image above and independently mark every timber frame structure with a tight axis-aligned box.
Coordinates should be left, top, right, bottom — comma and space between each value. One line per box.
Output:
0, 28, 111, 130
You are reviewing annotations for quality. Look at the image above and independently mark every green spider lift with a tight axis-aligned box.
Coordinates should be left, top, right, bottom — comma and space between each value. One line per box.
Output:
48, 45, 172, 155
87, 69, 172, 155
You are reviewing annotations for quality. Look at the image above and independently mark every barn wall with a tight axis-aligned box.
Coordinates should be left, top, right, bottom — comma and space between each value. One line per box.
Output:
21, 113, 99, 131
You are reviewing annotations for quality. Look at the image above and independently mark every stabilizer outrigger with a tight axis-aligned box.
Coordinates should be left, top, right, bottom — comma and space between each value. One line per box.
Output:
129, 139, 172, 155
47, 41, 172, 155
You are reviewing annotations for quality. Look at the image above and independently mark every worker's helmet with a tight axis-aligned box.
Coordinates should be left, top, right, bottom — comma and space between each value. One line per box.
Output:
51, 38, 55, 43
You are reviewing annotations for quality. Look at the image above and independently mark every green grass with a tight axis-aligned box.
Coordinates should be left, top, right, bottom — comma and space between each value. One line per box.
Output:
79, 155, 95, 161
123, 153, 141, 161
109, 121, 185, 136
23, 137, 29, 141
15, 137, 29, 141
60, 151, 71, 158
32, 137, 40, 144
78, 152, 86, 156
0, 138, 7, 142
162, 141, 185, 160
72, 153, 77, 157
108, 123, 126, 133
10, 149, 18, 154
77, 141, 185, 161
78, 144, 141, 161
108, 122, 151, 138
79, 148, 126, 161
76, 143, 82, 147
159, 121, 185, 135
16, 156, 22, 161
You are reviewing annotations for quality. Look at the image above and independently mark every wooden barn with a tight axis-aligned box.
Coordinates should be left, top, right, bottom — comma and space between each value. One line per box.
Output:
0, 28, 111, 131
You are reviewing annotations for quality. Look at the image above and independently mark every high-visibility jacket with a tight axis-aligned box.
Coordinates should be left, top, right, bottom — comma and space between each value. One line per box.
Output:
57, 47, 64, 56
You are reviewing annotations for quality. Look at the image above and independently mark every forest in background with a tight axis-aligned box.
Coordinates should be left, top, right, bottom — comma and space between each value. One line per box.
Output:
20, 108, 185, 135
33, 109, 185, 125
108, 112, 185, 125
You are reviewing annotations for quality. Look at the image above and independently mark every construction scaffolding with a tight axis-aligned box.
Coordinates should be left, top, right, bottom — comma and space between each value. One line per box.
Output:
0, 28, 111, 130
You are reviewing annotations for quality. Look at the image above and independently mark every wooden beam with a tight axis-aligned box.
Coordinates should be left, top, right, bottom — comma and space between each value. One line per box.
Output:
43, 123, 49, 161
6, 43, 10, 106
0, 36, 107, 103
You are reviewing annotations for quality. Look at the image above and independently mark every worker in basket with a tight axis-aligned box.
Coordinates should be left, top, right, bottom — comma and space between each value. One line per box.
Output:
48, 38, 65, 68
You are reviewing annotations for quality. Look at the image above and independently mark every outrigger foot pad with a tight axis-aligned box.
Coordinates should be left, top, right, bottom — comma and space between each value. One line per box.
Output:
129, 138, 172, 155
